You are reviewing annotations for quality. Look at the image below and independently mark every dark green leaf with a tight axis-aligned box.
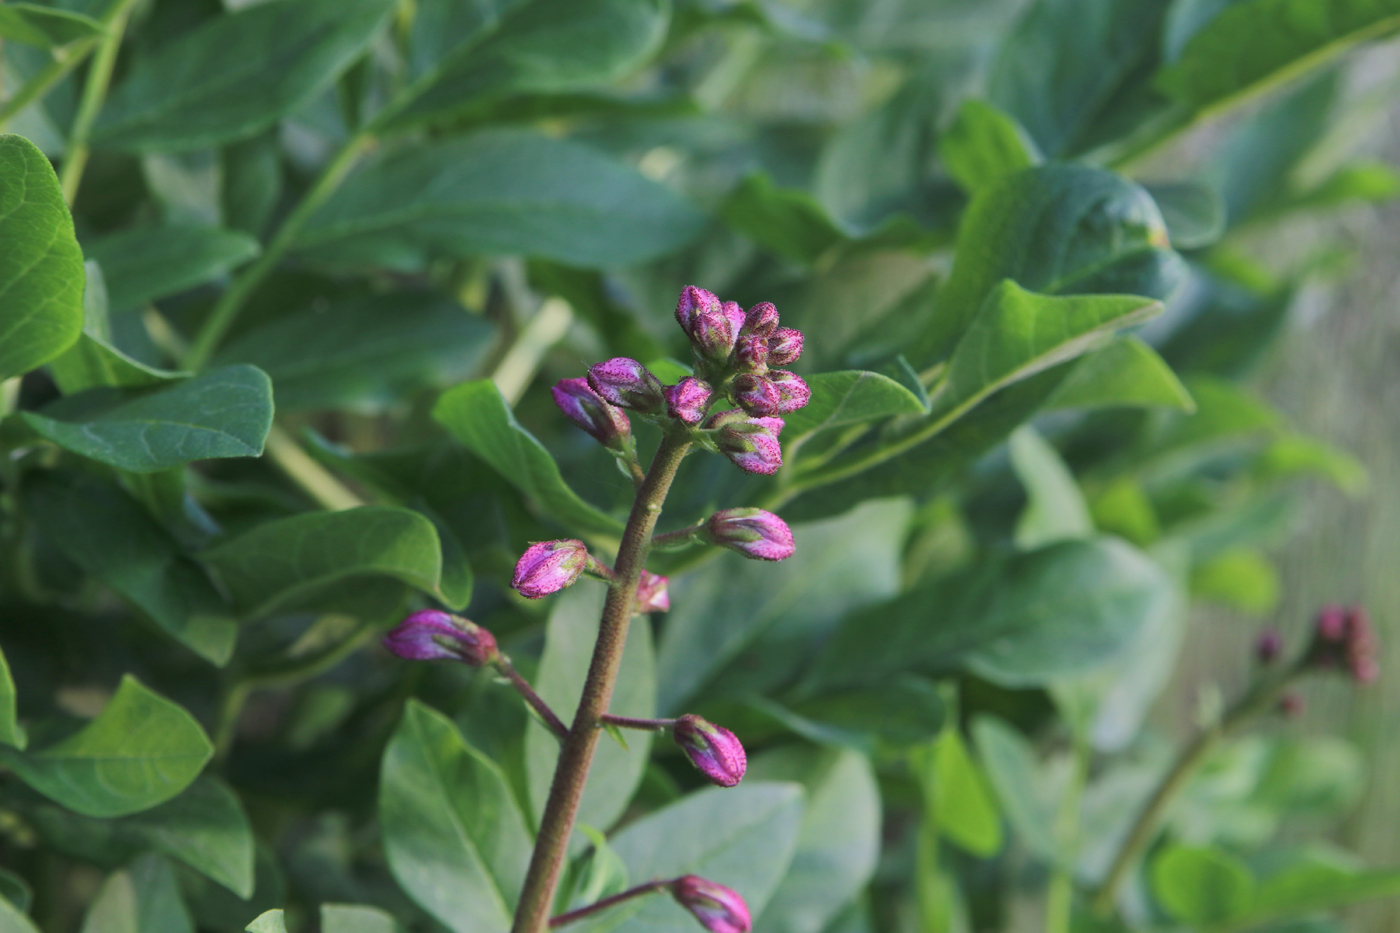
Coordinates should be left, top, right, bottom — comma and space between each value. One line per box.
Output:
1044, 337, 1195, 412
0, 676, 212, 818
433, 379, 623, 536
939, 99, 1039, 192
0, 866, 32, 913
1146, 181, 1226, 249
720, 173, 849, 264
778, 677, 948, 749
93, 0, 398, 152
379, 700, 532, 933
294, 131, 704, 271
201, 506, 443, 618
0, 4, 103, 48
1150, 845, 1255, 925
81, 854, 193, 933
122, 778, 255, 899
0, 134, 85, 380
23, 365, 273, 472
83, 226, 260, 311
783, 371, 928, 441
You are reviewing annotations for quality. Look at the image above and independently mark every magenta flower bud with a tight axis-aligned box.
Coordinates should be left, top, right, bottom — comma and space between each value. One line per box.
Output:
720, 301, 747, 338
670, 875, 751, 933
665, 377, 712, 425
734, 334, 769, 371
687, 307, 737, 363
732, 373, 780, 416
704, 508, 794, 561
512, 540, 591, 598
1255, 628, 1283, 664
676, 285, 721, 331
673, 714, 747, 787
766, 327, 803, 366
713, 415, 783, 475
767, 370, 810, 413
552, 377, 632, 451
635, 570, 670, 614
383, 610, 499, 666
741, 302, 779, 338
588, 358, 665, 414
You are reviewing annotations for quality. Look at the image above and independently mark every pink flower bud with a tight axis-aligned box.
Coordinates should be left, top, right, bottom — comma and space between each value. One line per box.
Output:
741, 302, 779, 337
670, 876, 751, 933
767, 370, 810, 413
665, 377, 712, 425
711, 412, 783, 475
676, 285, 721, 332
383, 610, 499, 666
687, 307, 738, 363
673, 714, 747, 787
704, 508, 794, 561
1306, 604, 1380, 683
732, 373, 780, 416
512, 540, 591, 598
721, 301, 747, 339
734, 334, 768, 371
1255, 628, 1283, 664
552, 378, 631, 451
766, 327, 803, 366
635, 570, 670, 614
588, 358, 665, 414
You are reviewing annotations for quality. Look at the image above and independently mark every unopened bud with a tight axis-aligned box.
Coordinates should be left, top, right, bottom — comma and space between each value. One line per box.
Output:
673, 714, 747, 787
732, 373, 780, 416
767, 370, 810, 413
635, 570, 670, 614
711, 412, 783, 475
767, 327, 803, 366
670, 875, 751, 933
383, 610, 499, 666
721, 301, 747, 339
588, 358, 666, 414
552, 378, 631, 451
705, 508, 794, 561
1306, 604, 1380, 683
687, 307, 737, 363
665, 377, 712, 425
734, 334, 768, 371
676, 285, 721, 332
1255, 628, 1283, 664
741, 302, 779, 338
512, 540, 592, 598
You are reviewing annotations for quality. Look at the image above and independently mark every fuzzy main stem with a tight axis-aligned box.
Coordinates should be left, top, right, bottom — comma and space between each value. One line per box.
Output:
511, 432, 692, 933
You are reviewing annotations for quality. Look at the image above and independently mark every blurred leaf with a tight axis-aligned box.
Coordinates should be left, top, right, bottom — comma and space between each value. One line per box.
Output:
783, 371, 928, 441
122, 778, 255, 899
202, 507, 443, 618
94, 0, 397, 152
222, 131, 282, 238
1246, 856, 1400, 923
0, 4, 103, 48
320, 904, 406, 933
295, 131, 703, 271
749, 747, 881, 933
0, 676, 212, 818
1150, 845, 1255, 925
0, 134, 85, 380
1147, 181, 1227, 249
434, 379, 624, 536
23, 365, 274, 472
0, 646, 24, 750
0, 894, 38, 933
779, 677, 948, 749
80, 854, 192, 933
0, 867, 32, 913
379, 700, 532, 933
971, 716, 1059, 861
720, 172, 849, 264
939, 99, 1039, 193
1044, 337, 1195, 412
1009, 426, 1094, 549
1253, 434, 1367, 494
1276, 160, 1400, 214
1089, 476, 1161, 546
83, 226, 259, 311
245, 912, 286, 933
929, 728, 1003, 858
526, 586, 654, 834
1190, 547, 1279, 614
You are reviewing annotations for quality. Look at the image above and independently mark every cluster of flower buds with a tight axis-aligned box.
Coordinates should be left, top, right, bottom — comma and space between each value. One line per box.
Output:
673, 714, 747, 787
670, 875, 751, 933
383, 610, 499, 667
675, 289, 809, 418
1304, 604, 1380, 683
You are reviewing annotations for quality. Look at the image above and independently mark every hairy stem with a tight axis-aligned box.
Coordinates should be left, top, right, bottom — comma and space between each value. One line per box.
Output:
498, 659, 569, 741
549, 880, 670, 928
511, 432, 692, 933
601, 713, 676, 731
0, 41, 98, 130
58, 0, 141, 204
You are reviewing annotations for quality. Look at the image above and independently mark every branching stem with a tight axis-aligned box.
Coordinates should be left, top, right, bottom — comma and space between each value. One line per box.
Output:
497, 659, 569, 741
549, 880, 670, 928
601, 713, 676, 731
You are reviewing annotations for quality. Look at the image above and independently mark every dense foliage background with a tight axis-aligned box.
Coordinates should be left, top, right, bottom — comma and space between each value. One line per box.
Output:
1, 0, 1399, 931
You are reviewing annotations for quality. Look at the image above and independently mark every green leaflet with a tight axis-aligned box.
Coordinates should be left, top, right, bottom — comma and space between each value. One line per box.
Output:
83, 225, 260, 311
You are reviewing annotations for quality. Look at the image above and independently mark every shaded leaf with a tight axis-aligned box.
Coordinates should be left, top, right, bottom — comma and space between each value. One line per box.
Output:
0, 4, 103, 49
1147, 181, 1226, 249
1044, 337, 1195, 412
122, 778, 255, 899
939, 99, 1039, 192
83, 226, 259, 311
720, 172, 848, 264
80, 854, 192, 933
971, 716, 1059, 861
1009, 426, 1094, 549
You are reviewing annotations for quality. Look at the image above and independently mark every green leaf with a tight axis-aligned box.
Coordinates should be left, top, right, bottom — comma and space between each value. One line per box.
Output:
1156, 0, 1400, 114
775, 676, 948, 749
388, 0, 669, 129
245, 912, 287, 933
0, 4, 104, 49
80, 854, 192, 933
1044, 337, 1196, 412
782, 371, 929, 441
201, 506, 444, 618
578, 784, 805, 933
0, 676, 212, 818
928, 728, 1003, 858
749, 748, 881, 933
433, 379, 623, 536
215, 293, 494, 412
1150, 845, 1255, 925
295, 131, 703, 271
0, 898, 39, 933
0, 867, 32, 914
1247, 858, 1400, 923
939, 99, 1039, 193
1253, 434, 1367, 495
970, 716, 1059, 861
0, 134, 85, 381
0, 645, 23, 750
93, 0, 398, 152
526, 586, 655, 834
22, 365, 274, 472
1009, 426, 1094, 549
1190, 547, 1280, 615
21, 470, 237, 665
720, 173, 849, 264
321, 904, 405, 933
1147, 181, 1227, 249
83, 226, 259, 311
121, 778, 255, 899
380, 700, 532, 933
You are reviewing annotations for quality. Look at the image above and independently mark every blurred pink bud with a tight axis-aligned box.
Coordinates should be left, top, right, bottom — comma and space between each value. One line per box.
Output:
734, 334, 768, 371
687, 307, 738, 363
665, 377, 712, 425
711, 413, 783, 475
1255, 628, 1283, 664
732, 373, 780, 416
1317, 604, 1347, 640
767, 370, 810, 413
1279, 692, 1305, 717
673, 714, 747, 787
383, 610, 499, 666
676, 286, 721, 331
552, 378, 631, 450
705, 508, 794, 561
512, 540, 591, 598
742, 302, 779, 338
588, 358, 665, 414
767, 327, 803, 366
670, 876, 751, 933
1306, 604, 1380, 683
635, 570, 670, 614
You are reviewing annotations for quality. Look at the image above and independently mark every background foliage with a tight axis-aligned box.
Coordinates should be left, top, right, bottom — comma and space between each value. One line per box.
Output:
0, 0, 1398, 931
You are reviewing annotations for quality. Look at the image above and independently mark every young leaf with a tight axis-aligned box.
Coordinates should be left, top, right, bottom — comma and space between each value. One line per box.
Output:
0, 4, 104, 49
93, 0, 398, 152
782, 371, 929, 441
379, 700, 532, 933
927, 728, 1003, 858
0, 134, 85, 381
22, 365, 274, 472
939, 99, 1039, 192
294, 131, 704, 271
1150, 845, 1256, 926
83, 226, 260, 311
200, 507, 444, 618
1044, 337, 1195, 412
81, 854, 193, 933
433, 379, 624, 536
720, 173, 850, 264
1009, 426, 1094, 549
321, 904, 406, 933
0, 676, 213, 818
